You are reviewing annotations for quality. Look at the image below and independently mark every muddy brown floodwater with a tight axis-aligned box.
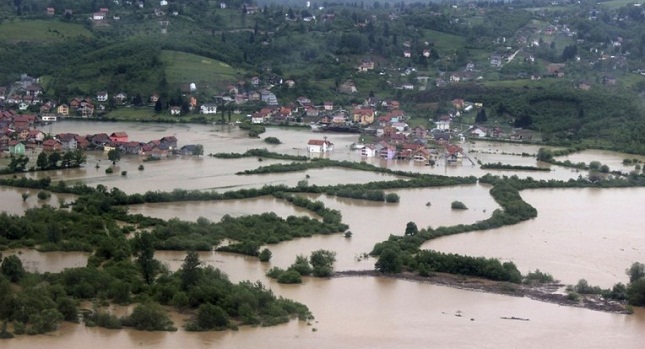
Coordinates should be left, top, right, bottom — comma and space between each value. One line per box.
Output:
2, 122, 645, 348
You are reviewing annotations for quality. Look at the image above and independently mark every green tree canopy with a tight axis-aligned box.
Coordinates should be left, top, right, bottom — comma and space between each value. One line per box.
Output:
310, 250, 336, 277
1, 255, 25, 282
375, 248, 403, 273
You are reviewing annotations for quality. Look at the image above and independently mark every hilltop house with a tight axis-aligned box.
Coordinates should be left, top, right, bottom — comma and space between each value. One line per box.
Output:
435, 115, 451, 131
114, 92, 128, 104
97, 91, 109, 102
358, 59, 375, 72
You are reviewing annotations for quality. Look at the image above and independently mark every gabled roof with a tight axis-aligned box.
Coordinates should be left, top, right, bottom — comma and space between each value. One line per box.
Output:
308, 139, 332, 146
43, 139, 61, 146
57, 133, 79, 142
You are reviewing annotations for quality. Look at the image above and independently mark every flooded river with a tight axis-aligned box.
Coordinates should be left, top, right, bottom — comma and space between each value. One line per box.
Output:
2, 122, 645, 348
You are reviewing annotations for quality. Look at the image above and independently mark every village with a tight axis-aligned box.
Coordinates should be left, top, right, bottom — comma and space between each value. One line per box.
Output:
0, 72, 538, 167
0, 104, 201, 162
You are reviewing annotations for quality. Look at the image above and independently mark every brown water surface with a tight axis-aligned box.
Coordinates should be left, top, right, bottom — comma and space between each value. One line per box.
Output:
2, 122, 645, 347
424, 187, 645, 287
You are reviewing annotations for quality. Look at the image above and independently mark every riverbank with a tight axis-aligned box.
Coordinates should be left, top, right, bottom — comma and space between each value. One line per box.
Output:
334, 270, 629, 314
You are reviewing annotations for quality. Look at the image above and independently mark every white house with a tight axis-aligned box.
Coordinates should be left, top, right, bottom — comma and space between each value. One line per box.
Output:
392, 122, 408, 132
200, 103, 218, 114
360, 144, 377, 157
170, 106, 181, 115
93, 12, 105, 20
469, 127, 487, 137
436, 120, 451, 131
251, 115, 264, 124
97, 91, 108, 102
307, 138, 333, 153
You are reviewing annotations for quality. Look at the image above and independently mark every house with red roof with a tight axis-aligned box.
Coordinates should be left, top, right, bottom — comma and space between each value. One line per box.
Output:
307, 138, 333, 153
109, 132, 128, 143
27, 129, 45, 143
42, 139, 62, 152
445, 144, 463, 163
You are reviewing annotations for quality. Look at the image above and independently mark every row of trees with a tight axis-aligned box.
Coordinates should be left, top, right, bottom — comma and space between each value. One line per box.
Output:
1, 150, 86, 174
36, 150, 87, 170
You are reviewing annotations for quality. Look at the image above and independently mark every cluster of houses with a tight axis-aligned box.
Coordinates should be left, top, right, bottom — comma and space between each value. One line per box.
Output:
301, 97, 476, 163
2, 117, 199, 159
0, 75, 222, 118
307, 125, 465, 164
301, 95, 535, 163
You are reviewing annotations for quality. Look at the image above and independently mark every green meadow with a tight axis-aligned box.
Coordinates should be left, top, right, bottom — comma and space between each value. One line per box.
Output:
161, 50, 241, 88
0, 20, 92, 42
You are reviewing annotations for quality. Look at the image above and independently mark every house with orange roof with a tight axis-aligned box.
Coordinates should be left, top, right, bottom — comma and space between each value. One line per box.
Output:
352, 108, 375, 125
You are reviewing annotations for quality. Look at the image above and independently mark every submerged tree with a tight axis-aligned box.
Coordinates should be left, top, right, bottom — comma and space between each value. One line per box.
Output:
627, 262, 645, 283
310, 250, 336, 277
180, 251, 202, 291
131, 233, 160, 285
375, 248, 403, 274
1, 255, 25, 282
107, 149, 121, 166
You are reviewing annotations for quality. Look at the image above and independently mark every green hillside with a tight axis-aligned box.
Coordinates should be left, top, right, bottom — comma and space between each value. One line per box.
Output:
161, 50, 240, 90
0, 20, 92, 42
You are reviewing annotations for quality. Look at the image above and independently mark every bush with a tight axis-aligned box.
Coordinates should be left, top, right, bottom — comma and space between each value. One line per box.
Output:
566, 292, 581, 301
277, 269, 303, 284
385, 193, 400, 203
258, 248, 272, 262
37, 190, 51, 200
86, 310, 122, 329
188, 303, 229, 331
105, 168, 114, 174
266, 267, 285, 279
121, 303, 176, 331
523, 269, 554, 284
451, 201, 468, 210
138, 165, 145, 171
310, 250, 336, 277
375, 248, 403, 274
264, 137, 281, 144
289, 255, 312, 276
121, 171, 127, 176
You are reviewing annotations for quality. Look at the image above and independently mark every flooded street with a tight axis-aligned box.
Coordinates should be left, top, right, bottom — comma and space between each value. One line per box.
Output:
2, 122, 645, 347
